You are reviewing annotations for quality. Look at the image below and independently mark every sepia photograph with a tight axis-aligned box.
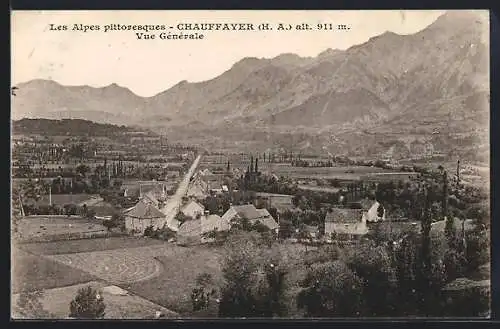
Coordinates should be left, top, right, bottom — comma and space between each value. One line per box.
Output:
10, 9, 490, 319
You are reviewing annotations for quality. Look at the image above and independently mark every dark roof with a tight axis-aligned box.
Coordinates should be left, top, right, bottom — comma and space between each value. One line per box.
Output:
233, 204, 263, 220
124, 199, 165, 219
325, 208, 363, 223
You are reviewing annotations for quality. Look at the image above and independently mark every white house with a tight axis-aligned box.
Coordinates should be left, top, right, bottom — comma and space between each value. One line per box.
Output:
181, 200, 205, 219
325, 208, 368, 240
177, 212, 230, 245
124, 199, 166, 234
222, 204, 279, 233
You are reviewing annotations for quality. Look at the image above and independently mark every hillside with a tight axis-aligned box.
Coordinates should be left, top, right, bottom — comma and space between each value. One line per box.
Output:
11, 118, 143, 137
11, 10, 489, 162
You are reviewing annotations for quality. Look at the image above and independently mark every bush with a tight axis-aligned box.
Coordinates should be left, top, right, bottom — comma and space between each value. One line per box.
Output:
144, 225, 155, 237
69, 286, 105, 319
102, 219, 117, 231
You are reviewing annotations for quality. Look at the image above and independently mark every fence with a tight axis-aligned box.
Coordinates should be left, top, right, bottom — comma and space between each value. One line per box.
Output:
16, 229, 126, 244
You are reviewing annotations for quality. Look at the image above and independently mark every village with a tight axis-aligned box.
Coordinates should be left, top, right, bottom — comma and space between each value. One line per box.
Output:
11, 118, 490, 319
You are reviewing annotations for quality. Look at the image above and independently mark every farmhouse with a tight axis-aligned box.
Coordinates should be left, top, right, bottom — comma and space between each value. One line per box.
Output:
202, 213, 231, 233
222, 204, 279, 233
324, 208, 368, 240
187, 176, 209, 199
122, 182, 167, 201
124, 199, 166, 234
181, 200, 205, 219
177, 212, 230, 245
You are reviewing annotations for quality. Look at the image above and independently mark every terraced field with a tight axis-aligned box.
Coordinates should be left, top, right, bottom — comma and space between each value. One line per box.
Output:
46, 244, 179, 284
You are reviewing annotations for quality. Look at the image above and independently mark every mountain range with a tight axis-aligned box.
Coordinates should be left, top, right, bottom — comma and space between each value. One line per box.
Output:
11, 10, 490, 163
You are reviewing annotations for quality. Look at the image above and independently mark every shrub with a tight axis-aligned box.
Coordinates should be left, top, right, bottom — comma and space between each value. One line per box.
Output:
69, 286, 105, 319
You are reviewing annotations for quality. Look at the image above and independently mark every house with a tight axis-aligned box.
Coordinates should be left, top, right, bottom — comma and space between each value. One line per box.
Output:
202, 213, 231, 234
222, 204, 279, 233
122, 182, 167, 203
431, 217, 476, 235
360, 199, 386, 223
124, 199, 166, 234
324, 208, 368, 240
187, 176, 209, 199
177, 212, 230, 245
181, 200, 205, 219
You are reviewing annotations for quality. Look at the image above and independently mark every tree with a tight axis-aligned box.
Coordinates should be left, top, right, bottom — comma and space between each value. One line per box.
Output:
192, 273, 216, 312
218, 232, 261, 317
76, 164, 90, 177
443, 170, 455, 244
16, 290, 52, 319
102, 218, 117, 231
343, 241, 397, 316
297, 261, 364, 317
69, 286, 105, 319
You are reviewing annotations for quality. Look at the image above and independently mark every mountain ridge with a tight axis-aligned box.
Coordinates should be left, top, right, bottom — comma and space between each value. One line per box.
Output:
11, 10, 489, 162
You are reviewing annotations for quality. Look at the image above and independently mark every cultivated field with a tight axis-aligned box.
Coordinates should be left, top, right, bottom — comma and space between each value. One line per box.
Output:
11, 247, 97, 293
46, 245, 166, 284
255, 192, 295, 211
11, 281, 179, 319
15, 236, 222, 316
12, 231, 320, 318
297, 185, 341, 193
200, 157, 414, 181
19, 237, 166, 256
16, 216, 108, 241
126, 246, 223, 315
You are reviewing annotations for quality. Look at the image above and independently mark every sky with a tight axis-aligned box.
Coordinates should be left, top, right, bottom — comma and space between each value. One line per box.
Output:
11, 10, 447, 97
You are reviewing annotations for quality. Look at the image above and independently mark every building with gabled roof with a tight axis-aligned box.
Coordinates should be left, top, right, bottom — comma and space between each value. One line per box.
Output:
181, 200, 205, 219
222, 204, 279, 232
124, 199, 166, 234
177, 212, 230, 245
324, 207, 368, 239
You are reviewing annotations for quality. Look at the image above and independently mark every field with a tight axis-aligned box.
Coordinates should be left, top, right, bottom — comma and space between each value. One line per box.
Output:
255, 192, 295, 211
200, 156, 413, 181
13, 236, 224, 317
11, 281, 180, 319
19, 236, 165, 256
11, 247, 97, 293
297, 185, 341, 193
126, 246, 223, 315
26, 194, 99, 206
12, 231, 319, 318
17, 216, 108, 241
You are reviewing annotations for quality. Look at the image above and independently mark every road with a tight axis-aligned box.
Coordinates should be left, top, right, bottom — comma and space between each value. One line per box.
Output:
158, 154, 202, 231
